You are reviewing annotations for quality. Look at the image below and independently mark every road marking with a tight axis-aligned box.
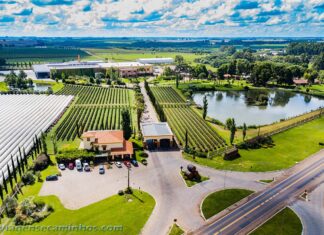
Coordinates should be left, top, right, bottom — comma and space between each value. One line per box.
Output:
214, 162, 324, 235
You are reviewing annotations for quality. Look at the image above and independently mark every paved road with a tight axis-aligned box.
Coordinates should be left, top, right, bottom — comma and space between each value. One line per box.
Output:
192, 150, 324, 235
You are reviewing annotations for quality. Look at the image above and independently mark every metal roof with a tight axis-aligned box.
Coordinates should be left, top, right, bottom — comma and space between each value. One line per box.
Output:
140, 122, 173, 137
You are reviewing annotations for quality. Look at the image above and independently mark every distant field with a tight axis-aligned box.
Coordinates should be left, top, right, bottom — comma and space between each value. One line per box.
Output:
85, 48, 208, 65
0, 47, 93, 69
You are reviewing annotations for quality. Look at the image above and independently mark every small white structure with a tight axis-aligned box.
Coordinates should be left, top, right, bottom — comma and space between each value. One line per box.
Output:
140, 122, 174, 148
137, 58, 174, 64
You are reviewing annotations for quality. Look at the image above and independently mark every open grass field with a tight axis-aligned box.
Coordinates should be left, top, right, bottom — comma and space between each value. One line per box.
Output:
54, 85, 136, 141
251, 208, 302, 235
149, 86, 226, 151
33, 80, 64, 93
201, 189, 254, 219
185, 116, 324, 172
4, 157, 155, 235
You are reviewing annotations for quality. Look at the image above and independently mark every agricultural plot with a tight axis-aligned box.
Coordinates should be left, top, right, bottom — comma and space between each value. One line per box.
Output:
150, 86, 226, 151
0, 47, 92, 69
0, 94, 73, 179
150, 86, 186, 104
55, 85, 135, 141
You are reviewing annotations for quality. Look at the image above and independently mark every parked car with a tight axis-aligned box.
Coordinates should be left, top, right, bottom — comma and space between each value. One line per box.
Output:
84, 163, 90, 172
99, 165, 105, 174
131, 159, 138, 167
46, 175, 58, 181
123, 161, 131, 168
68, 163, 74, 170
58, 163, 66, 170
141, 159, 148, 165
115, 161, 122, 168
75, 159, 82, 171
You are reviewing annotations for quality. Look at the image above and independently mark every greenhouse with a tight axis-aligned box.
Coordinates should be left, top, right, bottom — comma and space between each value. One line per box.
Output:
0, 94, 73, 180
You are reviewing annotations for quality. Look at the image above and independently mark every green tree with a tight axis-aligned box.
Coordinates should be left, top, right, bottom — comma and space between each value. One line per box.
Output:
203, 95, 208, 120
230, 119, 237, 145
242, 123, 247, 141
185, 130, 189, 150
10, 156, 17, 183
121, 109, 132, 140
7, 165, 13, 191
2, 171, 8, 194
249, 62, 273, 86
41, 133, 47, 155
225, 118, 233, 130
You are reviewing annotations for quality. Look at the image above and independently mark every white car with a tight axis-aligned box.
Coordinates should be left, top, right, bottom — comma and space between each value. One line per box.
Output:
83, 163, 91, 172
58, 163, 65, 170
75, 159, 82, 171
115, 161, 122, 168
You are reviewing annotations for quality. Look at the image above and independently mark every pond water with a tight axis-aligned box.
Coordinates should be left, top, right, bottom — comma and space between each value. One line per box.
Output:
192, 89, 324, 126
33, 84, 51, 92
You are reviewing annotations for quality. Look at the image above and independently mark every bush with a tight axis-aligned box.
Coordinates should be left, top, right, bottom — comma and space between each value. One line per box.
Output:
33, 153, 51, 171
139, 151, 148, 158
22, 171, 35, 185
4, 197, 18, 218
56, 149, 95, 163
118, 190, 124, 196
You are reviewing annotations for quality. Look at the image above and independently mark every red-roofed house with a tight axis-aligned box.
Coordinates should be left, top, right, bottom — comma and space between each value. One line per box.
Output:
81, 130, 133, 159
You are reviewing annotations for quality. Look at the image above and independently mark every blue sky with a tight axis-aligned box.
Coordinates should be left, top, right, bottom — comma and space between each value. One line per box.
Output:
0, 0, 323, 37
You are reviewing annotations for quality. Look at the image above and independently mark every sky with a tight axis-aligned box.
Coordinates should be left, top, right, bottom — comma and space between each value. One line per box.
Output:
0, 0, 323, 37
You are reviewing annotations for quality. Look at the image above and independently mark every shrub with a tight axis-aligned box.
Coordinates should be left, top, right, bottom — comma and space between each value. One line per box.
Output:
22, 171, 35, 185
139, 151, 148, 158
33, 153, 51, 171
56, 149, 95, 163
118, 190, 124, 196
4, 197, 18, 218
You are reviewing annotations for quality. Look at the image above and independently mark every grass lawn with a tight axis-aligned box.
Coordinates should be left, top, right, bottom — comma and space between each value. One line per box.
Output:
180, 171, 209, 187
33, 80, 64, 93
0, 81, 9, 91
185, 117, 324, 172
169, 223, 184, 235
201, 189, 254, 219
251, 208, 302, 235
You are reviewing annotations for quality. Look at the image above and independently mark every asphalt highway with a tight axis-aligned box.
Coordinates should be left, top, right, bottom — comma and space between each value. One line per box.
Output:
193, 155, 324, 235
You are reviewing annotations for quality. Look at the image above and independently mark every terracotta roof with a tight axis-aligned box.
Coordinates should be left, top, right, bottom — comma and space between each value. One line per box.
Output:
293, 79, 308, 85
82, 130, 124, 144
111, 140, 133, 155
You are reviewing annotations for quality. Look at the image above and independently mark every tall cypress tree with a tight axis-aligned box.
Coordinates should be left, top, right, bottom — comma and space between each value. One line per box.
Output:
19, 154, 25, 173
10, 155, 17, 183
22, 147, 28, 168
2, 171, 8, 194
7, 165, 13, 191
16, 155, 22, 178
0, 183, 3, 201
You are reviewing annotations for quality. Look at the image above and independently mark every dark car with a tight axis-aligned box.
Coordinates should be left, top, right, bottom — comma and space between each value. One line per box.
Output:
131, 159, 138, 167
123, 161, 131, 168
68, 163, 74, 170
141, 159, 148, 165
46, 175, 58, 181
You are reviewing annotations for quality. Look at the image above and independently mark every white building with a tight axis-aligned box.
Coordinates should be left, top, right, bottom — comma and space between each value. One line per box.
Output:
137, 58, 174, 64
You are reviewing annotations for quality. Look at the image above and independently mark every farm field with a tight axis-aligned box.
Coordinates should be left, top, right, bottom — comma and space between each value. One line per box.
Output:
55, 85, 135, 141
85, 48, 211, 68
185, 116, 324, 172
0, 94, 73, 179
149, 86, 226, 151
0, 47, 93, 70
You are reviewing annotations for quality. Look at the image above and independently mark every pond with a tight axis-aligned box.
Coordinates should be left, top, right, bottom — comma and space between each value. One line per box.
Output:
192, 89, 324, 126
33, 83, 51, 92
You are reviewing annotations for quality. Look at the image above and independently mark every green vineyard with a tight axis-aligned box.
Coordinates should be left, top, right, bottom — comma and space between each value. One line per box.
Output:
55, 84, 135, 141
150, 86, 186, 104
150, 86, 226, 151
